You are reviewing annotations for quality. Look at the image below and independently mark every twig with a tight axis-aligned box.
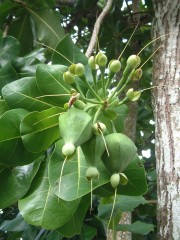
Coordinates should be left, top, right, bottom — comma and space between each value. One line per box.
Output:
85, 0, 114, 58
147, 200, 157, 204
3, 25, 9, 37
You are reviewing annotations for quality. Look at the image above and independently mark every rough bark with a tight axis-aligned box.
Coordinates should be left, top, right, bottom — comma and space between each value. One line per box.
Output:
152, 0, 180, 239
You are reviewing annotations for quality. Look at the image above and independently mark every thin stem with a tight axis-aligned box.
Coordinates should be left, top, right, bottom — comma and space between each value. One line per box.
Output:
80, 75, 103, 102
109, 69, 135, 101
141, 85, 167, 92
74, 80, 86, 99
117, 23, 139, 60
112, 224, 116, 240
36, 93, 71, 98
93, 106, 102, 124
105, 72, 115, 89
99, 128, 109, 157
100, 68, 106, 98
33, 113, 61, 125
58, 156, 67, 197
90, 180, 93, 213
81, 97, 103, 105
117, 97, 129, 106
115, 71, 134, 97
84, 104, 98, 113
34, 40, 73, 65
139, 42, 165, 69
92, 70, 98, 93
107, 188, 117, 231
137, 32, 171, 55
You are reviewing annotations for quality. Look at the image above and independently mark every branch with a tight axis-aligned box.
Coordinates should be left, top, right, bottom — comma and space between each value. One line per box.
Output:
85, 0, 114, 58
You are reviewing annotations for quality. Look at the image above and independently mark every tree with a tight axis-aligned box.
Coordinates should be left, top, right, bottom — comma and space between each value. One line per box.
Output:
0, 0, 176, 239
152, 0, 180, 239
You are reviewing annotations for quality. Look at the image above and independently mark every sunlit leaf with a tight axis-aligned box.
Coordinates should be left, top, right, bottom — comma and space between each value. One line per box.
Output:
0, 109, 44, 167
57, 194, 90, 237
36, 64, 71, 107
48, 140, 110, 201
2, 77, 55, 111
94, 156, 147, 197
21, 107, 63, 153
19, 158, 80, 230
113, 104, 129, 133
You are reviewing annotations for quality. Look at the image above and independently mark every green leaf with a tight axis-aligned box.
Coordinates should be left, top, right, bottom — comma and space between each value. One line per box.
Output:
95, 156, 148, 196
9, 13, 33, 55
36, 64, 71, 107
0, 100, 9, 117
103, 109, 117, 120
147, 169, 157, 181
0, 62, 19, 93
52, 34, 87, 66
113, 104, 129, 133
116, 221, 155, 235
0, 160, 41, 208
19, 158, 80, 230
0, 214, 28, 232
98, 196, 147, 220
0, 36, 20, 67
21, 107, 63, 153
48, 141, 110, 201
2, 77, 55, 111
2, 232, 22, 240
81, 224, 97, 240
0, 109, 44, 167
15, 48, 46, 77
27, 8, 64, 49
57, 194, 90, 237
46, 231, 63, 240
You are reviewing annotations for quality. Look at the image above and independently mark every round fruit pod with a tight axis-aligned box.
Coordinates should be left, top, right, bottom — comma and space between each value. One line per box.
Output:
102, 133, 137, 173
126, 55, 141, 69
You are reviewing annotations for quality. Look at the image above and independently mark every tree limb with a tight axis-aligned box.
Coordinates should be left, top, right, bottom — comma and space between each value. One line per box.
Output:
85, 0, 114, 58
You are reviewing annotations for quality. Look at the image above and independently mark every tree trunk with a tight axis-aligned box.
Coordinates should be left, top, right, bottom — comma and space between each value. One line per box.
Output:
152, 0, 180, 239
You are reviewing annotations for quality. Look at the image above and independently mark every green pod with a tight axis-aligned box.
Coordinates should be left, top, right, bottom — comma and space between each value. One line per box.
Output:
59, 108, 93, 156
88, 56, 97, 70
132, 68, 142, 81
85, 166, 99, 181
102, 133, 137, 173
126, 88, 141, 102
81, 135, 105, 180
63, 71, 75, 84
75, 63, 85, 76
108, 59, 121, 73
69, 63, 85, 76
92, 122, 106, 135
81, 135, 105, 167
126, 55, 141, 69
110, 173, 120, 188
95, 52, 108, 67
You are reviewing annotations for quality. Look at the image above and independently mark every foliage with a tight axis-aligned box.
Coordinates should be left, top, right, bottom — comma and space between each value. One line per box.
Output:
0, 0, 157, 239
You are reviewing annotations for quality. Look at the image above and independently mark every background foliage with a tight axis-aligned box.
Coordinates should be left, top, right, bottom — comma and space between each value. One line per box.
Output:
0, 0, 157, 239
